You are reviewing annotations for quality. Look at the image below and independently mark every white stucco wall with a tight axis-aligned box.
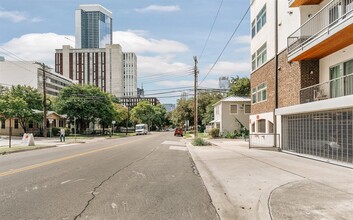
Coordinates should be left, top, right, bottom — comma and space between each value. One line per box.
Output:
277, 1, 301, 52
250, 0, 276, 65
0, 61, 38, 88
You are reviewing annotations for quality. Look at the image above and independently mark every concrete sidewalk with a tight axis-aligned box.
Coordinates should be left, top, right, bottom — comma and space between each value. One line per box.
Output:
186, 139, 353, 220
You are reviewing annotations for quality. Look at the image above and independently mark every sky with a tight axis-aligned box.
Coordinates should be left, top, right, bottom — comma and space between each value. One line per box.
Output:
0, 0, 251, 104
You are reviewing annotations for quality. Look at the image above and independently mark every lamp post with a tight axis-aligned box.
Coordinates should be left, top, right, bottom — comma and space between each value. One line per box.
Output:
48, 118, 54, 138
112, 121, 116, 137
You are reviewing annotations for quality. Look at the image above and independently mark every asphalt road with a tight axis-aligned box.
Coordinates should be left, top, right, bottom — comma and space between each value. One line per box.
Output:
0, 132, 219, 220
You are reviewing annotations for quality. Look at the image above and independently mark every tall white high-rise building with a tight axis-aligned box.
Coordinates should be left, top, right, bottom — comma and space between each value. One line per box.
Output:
75, 4, 112, 49
123, 53, 137, 96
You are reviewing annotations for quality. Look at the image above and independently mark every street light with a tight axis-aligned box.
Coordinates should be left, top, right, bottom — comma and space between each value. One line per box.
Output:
112, 120, 116, 137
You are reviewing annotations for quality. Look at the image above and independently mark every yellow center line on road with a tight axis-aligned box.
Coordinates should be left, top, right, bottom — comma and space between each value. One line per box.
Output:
0, 134, 157, 178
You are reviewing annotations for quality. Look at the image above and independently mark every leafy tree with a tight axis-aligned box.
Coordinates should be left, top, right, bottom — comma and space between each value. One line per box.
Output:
152, 104, 167, 130
228, 76, 250, 97
198, 92, 223, 129
55, 84, 114, 133
130, 101, 155, 128
172, 97, 193, 127
0, 85, 42, 133
114, 103, 128, 125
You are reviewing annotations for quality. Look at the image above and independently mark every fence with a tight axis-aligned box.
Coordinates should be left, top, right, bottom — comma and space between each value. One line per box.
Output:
249, 133, 280, 149
288, 0, 353, 54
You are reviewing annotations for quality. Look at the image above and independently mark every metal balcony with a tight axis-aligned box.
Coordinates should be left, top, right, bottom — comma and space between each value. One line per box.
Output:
289, 0, 324, 7
300, 73, 353, 104
288, 0, 353, 61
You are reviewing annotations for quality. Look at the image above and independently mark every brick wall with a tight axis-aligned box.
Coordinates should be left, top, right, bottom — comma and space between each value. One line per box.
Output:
251, 50, 320, 114
250, 58, 276, 115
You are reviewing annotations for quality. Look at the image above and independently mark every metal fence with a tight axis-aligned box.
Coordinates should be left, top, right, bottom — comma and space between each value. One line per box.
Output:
249, 133, 280, 149
288, 0, 353, 54
282, 108, 353, 164
300, 73, 353, 103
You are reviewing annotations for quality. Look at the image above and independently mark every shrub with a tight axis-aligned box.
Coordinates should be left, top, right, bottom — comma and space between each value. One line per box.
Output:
192, 137, 211, 146
210, 128, 220, 138
51, 127, 60, 136
223, 131, 236, 139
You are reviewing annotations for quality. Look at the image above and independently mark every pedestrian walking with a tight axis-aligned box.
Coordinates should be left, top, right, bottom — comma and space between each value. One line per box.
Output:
59, 128, 65, 142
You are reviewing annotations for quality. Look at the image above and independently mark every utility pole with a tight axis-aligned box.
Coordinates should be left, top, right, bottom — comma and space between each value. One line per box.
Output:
193, 56, 198, 138
35, 62, 50, 137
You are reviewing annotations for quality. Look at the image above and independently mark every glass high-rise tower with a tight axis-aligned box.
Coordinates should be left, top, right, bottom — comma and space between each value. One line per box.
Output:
75, 4, 112, 49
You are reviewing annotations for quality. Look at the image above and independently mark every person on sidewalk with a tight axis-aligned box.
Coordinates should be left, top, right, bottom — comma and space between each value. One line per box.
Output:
59, 128, 65, 142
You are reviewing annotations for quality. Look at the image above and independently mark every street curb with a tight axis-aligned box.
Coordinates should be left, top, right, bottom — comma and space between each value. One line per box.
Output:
185, 141, 238, 220
0, 141, 86, 155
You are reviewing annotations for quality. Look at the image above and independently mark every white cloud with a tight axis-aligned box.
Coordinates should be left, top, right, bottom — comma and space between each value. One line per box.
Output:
233, 35, 251, 45
0, 10, 26, 22
202, 61, 250, 75
138, 55, 192, 77
0, 9, 42, 23
113, 30, 188, 54
156, 80, 193, 87
135, 5, 180, 13
30, 17, 43, 23
1, 33, 75, 67
1, 31, 190, 77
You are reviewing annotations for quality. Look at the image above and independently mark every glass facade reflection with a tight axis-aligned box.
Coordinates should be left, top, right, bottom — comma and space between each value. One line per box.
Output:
77, 5, 112, 49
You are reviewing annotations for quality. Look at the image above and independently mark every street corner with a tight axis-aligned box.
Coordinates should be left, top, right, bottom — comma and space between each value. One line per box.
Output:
269, 180, 353, 220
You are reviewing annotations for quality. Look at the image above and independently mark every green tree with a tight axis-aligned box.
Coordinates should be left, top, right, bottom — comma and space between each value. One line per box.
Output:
55, 84, 114, 133
130, 101, 155, 128
172, 97, 193, 127
0, 85, 42, 133
228, 76, 250, 97
198, 92, 223, 130
152, 104, 168, 130
114, 103, 128, 125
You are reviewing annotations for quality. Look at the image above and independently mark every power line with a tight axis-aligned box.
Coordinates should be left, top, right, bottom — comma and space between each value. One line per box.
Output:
199, 0, 254, 86
199, 0, 224, 61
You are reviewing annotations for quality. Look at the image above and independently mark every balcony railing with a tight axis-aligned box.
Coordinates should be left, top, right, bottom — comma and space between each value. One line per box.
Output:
300, 73, 353, 103
288, 0, 353, 54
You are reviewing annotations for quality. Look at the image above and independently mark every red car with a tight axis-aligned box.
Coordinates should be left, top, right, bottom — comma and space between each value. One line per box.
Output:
174, 128, 183, 137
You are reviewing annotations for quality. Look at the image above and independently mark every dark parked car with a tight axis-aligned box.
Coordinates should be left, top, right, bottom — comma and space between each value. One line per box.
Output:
174, 128, 183, 137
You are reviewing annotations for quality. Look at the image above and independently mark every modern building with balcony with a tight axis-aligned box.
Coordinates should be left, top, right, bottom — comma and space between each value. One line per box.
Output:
250, 0, 353, 166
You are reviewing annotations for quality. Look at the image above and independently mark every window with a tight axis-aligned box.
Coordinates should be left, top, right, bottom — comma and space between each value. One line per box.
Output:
258, 119, 266, 133
245, 104, 251, 114
252, 83, 267, 104
251, 4, 266, 38
252, 88, 257, 103
268, 121, 274, 134
256, 43, 267, 67
252, 43, 267, 71
251, 20, 256, 38
230, 104, 238, 114
251, 123, 255, 133
252, 53, 256, 71
257, 5, 266, 33
1, 120, 5, 129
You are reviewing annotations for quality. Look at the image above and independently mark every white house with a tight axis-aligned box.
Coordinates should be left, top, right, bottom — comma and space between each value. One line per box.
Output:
211, 96, 251, 134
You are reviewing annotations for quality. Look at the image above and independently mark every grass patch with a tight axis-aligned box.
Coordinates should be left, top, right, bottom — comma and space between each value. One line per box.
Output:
192, 137, 211, 146
0, 145, 49, 154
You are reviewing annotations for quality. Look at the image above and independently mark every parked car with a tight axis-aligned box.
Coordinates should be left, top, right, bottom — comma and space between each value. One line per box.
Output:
174, 128, 183, 137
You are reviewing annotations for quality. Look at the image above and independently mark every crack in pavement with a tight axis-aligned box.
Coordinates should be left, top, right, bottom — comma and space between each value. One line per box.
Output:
73, 146, 158, 220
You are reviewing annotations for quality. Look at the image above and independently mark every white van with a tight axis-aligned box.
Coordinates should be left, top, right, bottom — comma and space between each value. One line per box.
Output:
135, 124, 148, 135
